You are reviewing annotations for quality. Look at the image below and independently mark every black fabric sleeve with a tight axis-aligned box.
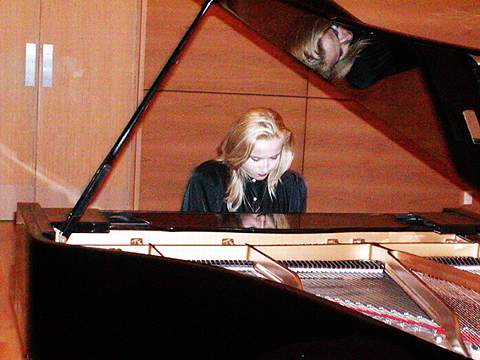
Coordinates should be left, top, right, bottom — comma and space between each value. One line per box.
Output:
346, 40, 396, 89
346, 37, 417, 89
181, 161, 228, 213
181, 173, 211, 212
279, 171, 307, 213
288, 172, 307, 213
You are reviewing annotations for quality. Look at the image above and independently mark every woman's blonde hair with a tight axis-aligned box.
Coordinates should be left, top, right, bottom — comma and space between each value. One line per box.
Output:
289, 15, 368, 80
218, 108, 294, 212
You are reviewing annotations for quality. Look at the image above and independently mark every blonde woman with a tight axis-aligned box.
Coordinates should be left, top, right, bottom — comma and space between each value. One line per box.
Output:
181, 108, 306, 213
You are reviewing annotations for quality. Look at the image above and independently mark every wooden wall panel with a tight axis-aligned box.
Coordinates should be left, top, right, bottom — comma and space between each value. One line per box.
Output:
309, 69, 468, 191
140, 0, 471, 214
0, 1, 39, 220
307, 73, 353, 100
35, 1, 141, 210
0, 223, 23, 359
144, 0, 307, 96
335, 0, 480, 50
139, 92, 306, 210
304, 99, 463, 212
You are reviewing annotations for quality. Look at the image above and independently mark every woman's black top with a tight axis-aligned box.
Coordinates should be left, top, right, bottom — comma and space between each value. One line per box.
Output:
181, 160, 307, 213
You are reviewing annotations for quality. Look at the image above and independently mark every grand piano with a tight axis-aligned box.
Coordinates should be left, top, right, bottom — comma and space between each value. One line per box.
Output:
11, 0, 480, 358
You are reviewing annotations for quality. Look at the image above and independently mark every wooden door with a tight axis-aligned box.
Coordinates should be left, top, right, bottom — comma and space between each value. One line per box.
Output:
35, 0, 142, 210
0, 1, 40, 219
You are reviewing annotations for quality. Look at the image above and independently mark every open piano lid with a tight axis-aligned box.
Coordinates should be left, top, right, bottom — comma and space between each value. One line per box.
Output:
219, 0, 480, 186
59, 0, 480, 238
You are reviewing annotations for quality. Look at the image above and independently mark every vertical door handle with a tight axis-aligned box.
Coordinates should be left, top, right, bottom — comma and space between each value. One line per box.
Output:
25, 43, 36, 87
42, 44, 54, 87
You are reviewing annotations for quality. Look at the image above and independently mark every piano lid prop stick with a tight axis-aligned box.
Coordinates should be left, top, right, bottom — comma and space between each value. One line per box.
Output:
60, 0, 217, 240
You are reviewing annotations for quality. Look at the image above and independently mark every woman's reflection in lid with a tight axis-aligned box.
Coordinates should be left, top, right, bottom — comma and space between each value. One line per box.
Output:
239, 213, 290, 229
289, 15, 368, 82
220, 213, 291, 229
289, 15, 417, 89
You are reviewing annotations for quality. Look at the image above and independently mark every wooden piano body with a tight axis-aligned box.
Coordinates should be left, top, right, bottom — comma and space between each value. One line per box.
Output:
12, 203, 480, 358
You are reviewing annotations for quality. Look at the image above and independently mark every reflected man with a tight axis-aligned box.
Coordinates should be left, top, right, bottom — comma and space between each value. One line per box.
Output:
289, 15, 417, 88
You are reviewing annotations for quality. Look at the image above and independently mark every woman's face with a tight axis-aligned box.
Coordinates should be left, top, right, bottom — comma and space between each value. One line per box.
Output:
241, 137, 283, 181
240, 214, 275, 229
319, 24, 353, 70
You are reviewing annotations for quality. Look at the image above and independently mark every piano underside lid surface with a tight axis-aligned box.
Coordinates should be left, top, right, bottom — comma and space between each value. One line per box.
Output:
222, 0, 480, 51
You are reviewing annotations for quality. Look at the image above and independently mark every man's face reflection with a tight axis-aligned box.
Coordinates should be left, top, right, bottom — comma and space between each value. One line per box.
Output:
240, 214, 275, 229
319, 24, 353, 69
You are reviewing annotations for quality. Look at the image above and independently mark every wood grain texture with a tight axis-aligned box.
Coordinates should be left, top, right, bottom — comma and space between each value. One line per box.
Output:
0, 1, 39, 219
310, 70, 471, 191
35, 1, 142, 210
139, 0, 476, 213
144, 0, 307, 96
335, 0, 480, 50
304, 98, 464, 212
139, 91, 306, 210
0, 222, 23, 360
